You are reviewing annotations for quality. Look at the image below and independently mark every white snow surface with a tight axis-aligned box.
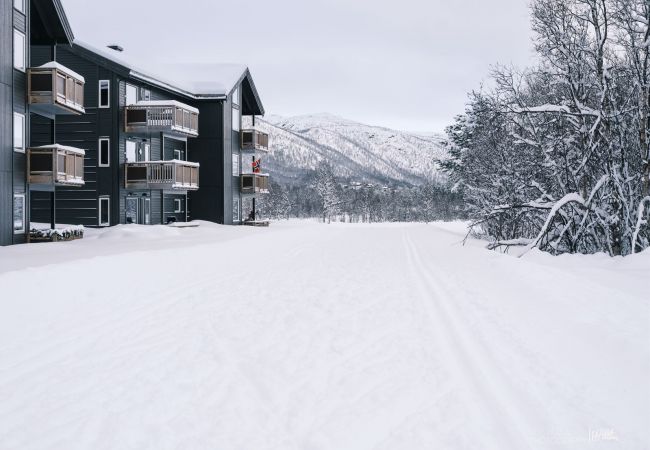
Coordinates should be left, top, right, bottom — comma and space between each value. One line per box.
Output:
0, 221, 648, 449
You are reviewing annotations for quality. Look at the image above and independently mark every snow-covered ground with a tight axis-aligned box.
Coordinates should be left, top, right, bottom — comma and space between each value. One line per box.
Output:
0, 220, 648, 449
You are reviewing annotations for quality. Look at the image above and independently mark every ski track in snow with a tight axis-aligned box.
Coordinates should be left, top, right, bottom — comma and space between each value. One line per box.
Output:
0, 221, 647, 449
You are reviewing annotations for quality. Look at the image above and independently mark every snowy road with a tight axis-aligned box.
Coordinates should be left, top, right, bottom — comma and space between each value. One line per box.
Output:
0, 221, 648, 449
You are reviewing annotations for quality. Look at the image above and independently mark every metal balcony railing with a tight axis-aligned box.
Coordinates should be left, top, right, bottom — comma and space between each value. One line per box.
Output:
28, 62, 85, 116
241, 129, 269, 152
125, 101, 199, 137
125, 160, 200, 191
28, 145, 85, 187
240, 173, 270, 194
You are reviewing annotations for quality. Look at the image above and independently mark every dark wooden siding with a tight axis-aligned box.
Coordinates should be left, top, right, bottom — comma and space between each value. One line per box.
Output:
188, 101, 226, 224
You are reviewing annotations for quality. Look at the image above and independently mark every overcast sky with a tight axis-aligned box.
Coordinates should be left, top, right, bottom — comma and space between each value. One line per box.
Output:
61, 0, 535, 132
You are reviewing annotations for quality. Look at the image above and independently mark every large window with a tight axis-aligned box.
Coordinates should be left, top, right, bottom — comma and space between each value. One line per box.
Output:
126, 84, 138, 105
98, 138, 110, 167
13, 29, 25, 71
232, 86, 239, 106
98, 196, 110, 226
232, 105, 240, 131
232, 153, 240, 176
14, 0, 25, 13
13, 112, 25, 152
14, 194, 25, 234
99, 80, 110, 108
126, 140, 148, 162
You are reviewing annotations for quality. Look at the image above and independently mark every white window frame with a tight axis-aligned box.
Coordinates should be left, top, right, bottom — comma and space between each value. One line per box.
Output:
232, 153, 240, 176
13, 193, 26, 234
14, 0, 25, 13
125, 139, 137, 162
13, 112, 25, 153
13, 29, 26, 72
98, 196, 110, 226
174, 198, 182, 213
126, 83, 138, 105
232, 86, 239, 106
98, 137, 110, 167
232, 105, 240, 131
98, 80, 110, 108
173, 149, 183, 160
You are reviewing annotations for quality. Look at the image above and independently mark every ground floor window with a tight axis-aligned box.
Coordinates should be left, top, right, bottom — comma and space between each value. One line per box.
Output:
233, 196, 240, 222
13, 194, 25, 234
99, 196, 110, 226
174, 198, 183, 213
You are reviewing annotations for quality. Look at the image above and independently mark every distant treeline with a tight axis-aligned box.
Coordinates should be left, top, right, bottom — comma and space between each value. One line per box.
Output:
259, 163, 465, 223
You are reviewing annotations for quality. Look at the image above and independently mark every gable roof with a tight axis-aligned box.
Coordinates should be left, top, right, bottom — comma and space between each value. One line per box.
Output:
73, 41, 264, 114
32, 0, 74, 44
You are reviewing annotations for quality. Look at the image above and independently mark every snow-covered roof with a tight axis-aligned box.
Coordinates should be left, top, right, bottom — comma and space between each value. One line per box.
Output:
74, 40, 248, 99
34, 61, 85, 83
30, 144, 85, 155
129, 100, 200, 114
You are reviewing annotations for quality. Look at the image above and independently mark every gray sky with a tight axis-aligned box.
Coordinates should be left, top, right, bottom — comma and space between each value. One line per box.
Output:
61, 0, 535, 133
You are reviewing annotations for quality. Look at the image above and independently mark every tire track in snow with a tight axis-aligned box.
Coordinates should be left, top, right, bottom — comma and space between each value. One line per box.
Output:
401, 229, 561, 450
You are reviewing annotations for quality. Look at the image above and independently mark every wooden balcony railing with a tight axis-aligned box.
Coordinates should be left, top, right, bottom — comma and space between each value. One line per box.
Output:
28, 145, 85, 187
125, 160, 200, 191
28, 62, 85, 116
240, 173, 270, 194
241, 129, 269, 152
125, 101, 199, 137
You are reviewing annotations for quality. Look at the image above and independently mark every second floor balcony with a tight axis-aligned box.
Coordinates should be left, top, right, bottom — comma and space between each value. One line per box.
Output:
28, 62, 85, 117
241, 129, 269, 152
125, 160, 200, 191
240, 173, 270, 194
125, 101, 199, 137
28, 144, 85, 187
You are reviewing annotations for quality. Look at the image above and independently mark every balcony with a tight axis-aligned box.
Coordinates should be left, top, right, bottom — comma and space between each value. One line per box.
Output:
125, 101, 199, 137
240, 173, 270, 194
28, 62, 85, 117
28, 144, 85, 187
241, 129, 269, 152
125, 160, 199, 191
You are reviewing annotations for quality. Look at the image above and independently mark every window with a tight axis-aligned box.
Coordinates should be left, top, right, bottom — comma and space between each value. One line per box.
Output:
98, 138, 110, 167
232, 86, 239, 105
142, 143, 150, 162
126, 140, 137, 162
174, 198, 182, 213
233, 196, 240, 222
14, 194, 25, 234
232, 106, 240, 131
141, 88, 151, 101
13, 112, 25, 152
13, 29, 25, 71
143, 198, 151, 225
126, 83, 138, 105
232, 153, 240, 176
14, 0, 24, 13
99, 80, 110, 108
98, 197, 110, 226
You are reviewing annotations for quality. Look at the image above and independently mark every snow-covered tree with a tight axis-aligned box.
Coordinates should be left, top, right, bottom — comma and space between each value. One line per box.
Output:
444, 0, 650, 255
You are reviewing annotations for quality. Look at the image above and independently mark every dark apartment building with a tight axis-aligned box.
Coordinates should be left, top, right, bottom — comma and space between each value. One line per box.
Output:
0, 0, 269, 246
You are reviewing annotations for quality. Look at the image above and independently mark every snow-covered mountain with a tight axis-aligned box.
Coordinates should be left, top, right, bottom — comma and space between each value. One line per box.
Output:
248, 113, 447, 186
